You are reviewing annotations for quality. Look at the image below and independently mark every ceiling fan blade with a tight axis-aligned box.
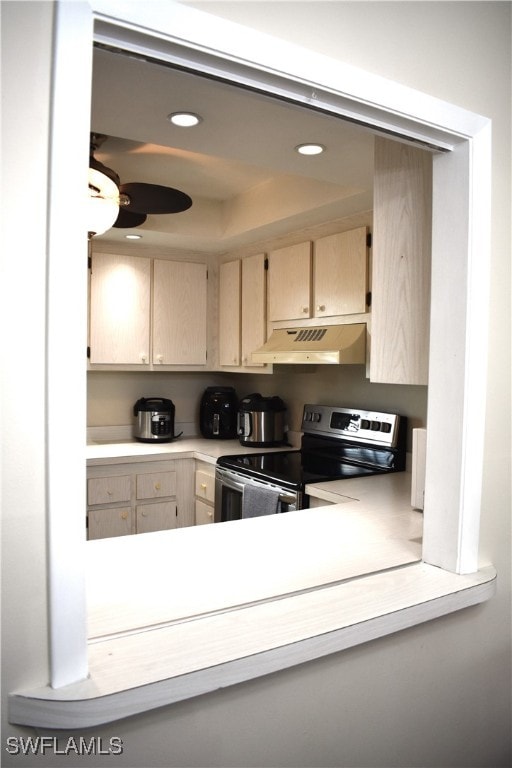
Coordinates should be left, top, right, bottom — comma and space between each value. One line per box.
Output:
113, 208, 147, 229
119, 182, 192, 214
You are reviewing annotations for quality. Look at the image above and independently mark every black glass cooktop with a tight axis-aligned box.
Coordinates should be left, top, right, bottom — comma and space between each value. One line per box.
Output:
217, 440, 400, 492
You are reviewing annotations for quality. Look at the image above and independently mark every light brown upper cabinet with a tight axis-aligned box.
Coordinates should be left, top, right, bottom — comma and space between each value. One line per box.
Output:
370, 136, 432, 385
218, 253, 267, 370
89, 252, 151, 365
153, 259, 207, 366
267, 241, 312, 322
313, 227, 368, 317
267, 229, 368, 324
89, 253, 207, 368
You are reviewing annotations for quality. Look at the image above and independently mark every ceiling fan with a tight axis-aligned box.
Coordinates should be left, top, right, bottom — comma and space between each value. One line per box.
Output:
88, 133, 192, 235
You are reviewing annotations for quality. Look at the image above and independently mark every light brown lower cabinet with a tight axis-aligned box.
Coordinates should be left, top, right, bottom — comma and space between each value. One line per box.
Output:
87, 506, 132, 540
136, 501, 178, 534
194, 462, 215, 525
87, 459, 193, 540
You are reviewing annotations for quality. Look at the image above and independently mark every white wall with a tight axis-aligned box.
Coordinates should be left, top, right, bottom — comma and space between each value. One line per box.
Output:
2, 2, 510, 766
1, 0, 53, 710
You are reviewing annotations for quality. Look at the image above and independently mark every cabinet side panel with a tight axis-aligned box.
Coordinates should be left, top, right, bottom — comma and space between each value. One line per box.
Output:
176, 459, 195, 528
370, 137, 432, 385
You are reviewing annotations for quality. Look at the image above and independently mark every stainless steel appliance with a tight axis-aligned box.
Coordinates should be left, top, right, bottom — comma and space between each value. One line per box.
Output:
215, 404, 406, 523
133, 397, 179, 443
200, 386, 238, 439
237, 393, 287, 447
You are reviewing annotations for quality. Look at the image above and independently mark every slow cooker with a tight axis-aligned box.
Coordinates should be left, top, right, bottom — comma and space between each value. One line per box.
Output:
133, 397, 178, 443
237, 393, 287, 447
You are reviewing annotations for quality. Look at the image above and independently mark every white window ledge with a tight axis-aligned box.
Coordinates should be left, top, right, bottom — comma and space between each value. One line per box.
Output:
9, 559, 496, 729
9, 479, 496, 729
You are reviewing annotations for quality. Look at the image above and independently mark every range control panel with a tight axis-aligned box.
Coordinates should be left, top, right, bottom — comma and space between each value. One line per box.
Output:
301, 405, 402, 447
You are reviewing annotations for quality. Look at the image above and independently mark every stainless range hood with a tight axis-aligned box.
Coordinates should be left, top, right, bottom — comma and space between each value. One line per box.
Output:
251, 324, 366, 365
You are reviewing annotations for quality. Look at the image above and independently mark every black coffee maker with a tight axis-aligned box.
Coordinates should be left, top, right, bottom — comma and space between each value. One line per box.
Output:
199, 386, 238, 439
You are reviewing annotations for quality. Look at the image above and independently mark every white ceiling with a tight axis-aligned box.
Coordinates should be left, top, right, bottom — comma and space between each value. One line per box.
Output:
91, 47, 375, 252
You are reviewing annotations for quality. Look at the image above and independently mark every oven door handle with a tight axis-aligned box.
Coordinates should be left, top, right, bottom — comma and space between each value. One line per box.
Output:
218, 474, 246, 494
217, 471, 297, 506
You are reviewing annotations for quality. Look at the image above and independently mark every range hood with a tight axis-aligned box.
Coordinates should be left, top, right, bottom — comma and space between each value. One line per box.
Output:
251, 324, 366, 365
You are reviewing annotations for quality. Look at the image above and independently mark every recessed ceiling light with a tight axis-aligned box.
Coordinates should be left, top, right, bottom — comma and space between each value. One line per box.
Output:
125, 233, 142, 240
167, 112, 202, 127
295, 143, 326, 155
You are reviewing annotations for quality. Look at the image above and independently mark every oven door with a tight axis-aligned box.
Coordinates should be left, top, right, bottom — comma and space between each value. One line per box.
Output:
215, 467, 301, 523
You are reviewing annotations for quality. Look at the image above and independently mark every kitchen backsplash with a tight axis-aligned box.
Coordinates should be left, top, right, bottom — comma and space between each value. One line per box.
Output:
87, 367, 428, 449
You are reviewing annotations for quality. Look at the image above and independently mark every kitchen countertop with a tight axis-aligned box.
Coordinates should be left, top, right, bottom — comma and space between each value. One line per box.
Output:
86, 436, 424, 635
86, 472, 424, 639
306, 471, 416, 509
86, 436, 296, 465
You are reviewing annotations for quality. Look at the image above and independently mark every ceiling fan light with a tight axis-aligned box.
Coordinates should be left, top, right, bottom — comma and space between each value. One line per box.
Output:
167, 111, 202, 127
88, 168, 120, 236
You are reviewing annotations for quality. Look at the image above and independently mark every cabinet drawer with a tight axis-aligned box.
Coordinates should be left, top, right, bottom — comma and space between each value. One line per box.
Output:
136, 501, 177, 533
195, 470, 215, 503
87, 475, 131, 506
136, 471, 176, 500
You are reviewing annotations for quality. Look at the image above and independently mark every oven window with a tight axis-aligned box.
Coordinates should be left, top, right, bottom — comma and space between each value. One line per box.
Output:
221, 484, 243, 522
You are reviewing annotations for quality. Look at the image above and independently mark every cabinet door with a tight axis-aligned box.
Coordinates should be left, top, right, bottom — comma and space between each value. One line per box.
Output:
89, 252, 151, 365
267, 242, 312, 322
87, 506, 132, 539
195, 499, 214, 525
218, 260, 241, 366
241, 253, 266, 367
153, 260, 207, 365
314, 228, 368, 317
136, 501, 178, 533
370, 137, 432, 385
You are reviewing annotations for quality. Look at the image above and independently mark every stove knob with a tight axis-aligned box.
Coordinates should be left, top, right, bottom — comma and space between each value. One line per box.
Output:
313, 412, 321, 423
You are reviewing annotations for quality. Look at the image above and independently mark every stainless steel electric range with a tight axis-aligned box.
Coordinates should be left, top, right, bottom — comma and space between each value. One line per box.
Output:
215, 404, 407, 522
